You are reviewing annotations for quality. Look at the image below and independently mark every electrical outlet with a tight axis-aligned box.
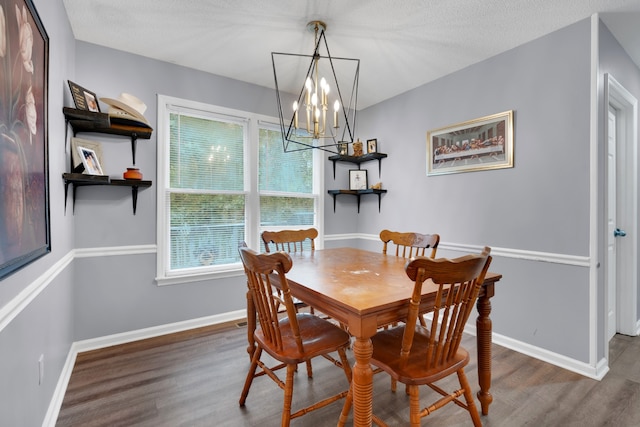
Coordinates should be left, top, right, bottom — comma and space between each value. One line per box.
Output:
38, 354, 44, 385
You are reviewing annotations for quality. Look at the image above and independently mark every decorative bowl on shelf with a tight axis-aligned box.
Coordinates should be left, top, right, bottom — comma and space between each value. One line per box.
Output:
123, 167, 142, 180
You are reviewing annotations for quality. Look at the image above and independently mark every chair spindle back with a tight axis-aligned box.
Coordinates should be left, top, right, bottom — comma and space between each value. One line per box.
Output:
402, 247, 492, 370
380, 229, 440, 259
239, 247, 302, 354
262, 228, 318, 253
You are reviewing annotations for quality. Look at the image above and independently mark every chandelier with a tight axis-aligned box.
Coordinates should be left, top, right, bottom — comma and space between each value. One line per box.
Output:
272, 21, 360, 154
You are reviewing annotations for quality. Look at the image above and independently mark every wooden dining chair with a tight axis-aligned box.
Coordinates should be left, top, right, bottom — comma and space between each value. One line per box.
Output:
262, 227, 345, 351
238, 247, 352, 427
262, 228, 318, 315
338, 247, 492, 427
380, 229, 440, 329
379, 229, 440, 259
262, 228, 318, 253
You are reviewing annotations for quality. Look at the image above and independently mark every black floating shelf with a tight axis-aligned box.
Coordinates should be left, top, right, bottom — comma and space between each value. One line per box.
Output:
327, 189, 387, 213
62, 173, 152, 215
328, 152, 387, 178
63, 107, 153, 165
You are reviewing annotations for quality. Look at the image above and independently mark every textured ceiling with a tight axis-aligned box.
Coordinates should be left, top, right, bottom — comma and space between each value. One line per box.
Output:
62, 0, 640, 109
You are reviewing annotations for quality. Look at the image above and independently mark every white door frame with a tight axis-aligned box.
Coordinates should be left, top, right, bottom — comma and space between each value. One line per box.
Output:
604, 73, 638, 340
606, 106, 617, 340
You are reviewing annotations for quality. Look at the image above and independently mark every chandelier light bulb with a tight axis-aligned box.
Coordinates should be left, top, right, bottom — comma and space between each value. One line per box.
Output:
292, 101, 299, 129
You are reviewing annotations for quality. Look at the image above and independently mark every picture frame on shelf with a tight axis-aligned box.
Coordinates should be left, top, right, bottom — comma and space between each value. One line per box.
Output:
427, 110, 514, 176
77, 146, 104, 175
349, 169, 368, 190
367, 138, 377, 153
0, 0, 50, 280
68, 80, 100, 112
338, 142, 349, 156
71, 137, 104, 173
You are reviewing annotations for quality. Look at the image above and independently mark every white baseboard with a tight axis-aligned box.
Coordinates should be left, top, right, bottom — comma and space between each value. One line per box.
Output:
42, 310, 247, 427
462, 323, 608, 380
491, 332, 608, 380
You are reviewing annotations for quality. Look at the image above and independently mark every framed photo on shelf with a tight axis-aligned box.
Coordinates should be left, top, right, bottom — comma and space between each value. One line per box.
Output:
349, 169, 368, 190
71, 137, 104, 173
0, 0, 50, 279
427, 110, 513, 176
68, 80, 100, 112
338, 142, 349, 156
367, 138, 377, 153
77, 146, 104, 175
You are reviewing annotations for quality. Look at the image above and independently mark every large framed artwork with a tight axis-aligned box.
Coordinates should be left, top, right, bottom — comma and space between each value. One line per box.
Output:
0, 0, 50, 279
427, 110, 513, 176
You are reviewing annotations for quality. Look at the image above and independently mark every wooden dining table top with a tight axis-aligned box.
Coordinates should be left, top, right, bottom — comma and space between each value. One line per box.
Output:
283, 247, 501, 335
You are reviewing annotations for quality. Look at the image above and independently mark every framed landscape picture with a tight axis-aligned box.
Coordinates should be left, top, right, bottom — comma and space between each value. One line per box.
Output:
427, 110, 514, 176
0, 0, 50, 279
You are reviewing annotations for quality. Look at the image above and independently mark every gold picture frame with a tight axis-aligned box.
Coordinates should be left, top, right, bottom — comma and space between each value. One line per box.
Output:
427, 110, 514, 176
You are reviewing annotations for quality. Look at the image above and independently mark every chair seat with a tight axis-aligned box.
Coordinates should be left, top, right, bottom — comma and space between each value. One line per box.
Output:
255, 313, 351, 364
371, 325, 469, 385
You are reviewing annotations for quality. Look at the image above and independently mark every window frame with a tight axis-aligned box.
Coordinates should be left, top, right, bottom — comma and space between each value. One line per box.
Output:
156, 94, 324, 285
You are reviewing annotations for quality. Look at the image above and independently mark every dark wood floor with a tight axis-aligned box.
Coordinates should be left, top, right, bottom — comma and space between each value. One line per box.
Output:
56, 322, 640, 426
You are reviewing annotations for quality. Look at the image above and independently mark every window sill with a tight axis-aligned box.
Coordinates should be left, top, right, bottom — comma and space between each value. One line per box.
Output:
155, 264, 245, 286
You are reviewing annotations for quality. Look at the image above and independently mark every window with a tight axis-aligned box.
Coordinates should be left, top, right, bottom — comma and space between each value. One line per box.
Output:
156, 95, 323, 285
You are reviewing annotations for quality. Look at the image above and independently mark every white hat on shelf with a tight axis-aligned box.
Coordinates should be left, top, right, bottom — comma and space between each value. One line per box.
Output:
100, 92, 150, 127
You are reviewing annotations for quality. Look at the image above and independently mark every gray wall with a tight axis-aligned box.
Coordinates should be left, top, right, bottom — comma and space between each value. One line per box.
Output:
70, 43, 284, 339
0, 0, 77, 425
2, 7, 640, 426
347, 20, 594, 361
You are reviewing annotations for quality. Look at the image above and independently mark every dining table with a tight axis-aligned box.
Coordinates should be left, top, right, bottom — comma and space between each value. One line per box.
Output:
244, 247, 502, 427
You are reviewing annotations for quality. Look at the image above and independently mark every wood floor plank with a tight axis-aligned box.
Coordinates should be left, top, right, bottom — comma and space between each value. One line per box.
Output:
56, 324, 640, 426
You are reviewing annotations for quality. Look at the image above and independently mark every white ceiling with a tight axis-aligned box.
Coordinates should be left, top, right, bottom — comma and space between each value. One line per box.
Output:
62, 0, 640, 109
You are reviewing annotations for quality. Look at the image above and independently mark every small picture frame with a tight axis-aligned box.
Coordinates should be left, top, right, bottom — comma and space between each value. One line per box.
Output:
71, 138, 104, 173
349, 169, 368, 190
68, 80, 100, 112
367, 138, 377, 153
77, 146, 104, 175
338, 142, 349, 156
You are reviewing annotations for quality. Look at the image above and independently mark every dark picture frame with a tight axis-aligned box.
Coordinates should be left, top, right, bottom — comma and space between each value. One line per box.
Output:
349, 169, 368, 190
338, 142, 348, 156
68, 80, 100, 112
367, 138, 377, 153
427, 110, 514, 176
0, 0, 50, 280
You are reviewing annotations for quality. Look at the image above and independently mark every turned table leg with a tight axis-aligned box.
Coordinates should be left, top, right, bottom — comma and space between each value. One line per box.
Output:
351, 336, 374, 427
476, 289, 493, 415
